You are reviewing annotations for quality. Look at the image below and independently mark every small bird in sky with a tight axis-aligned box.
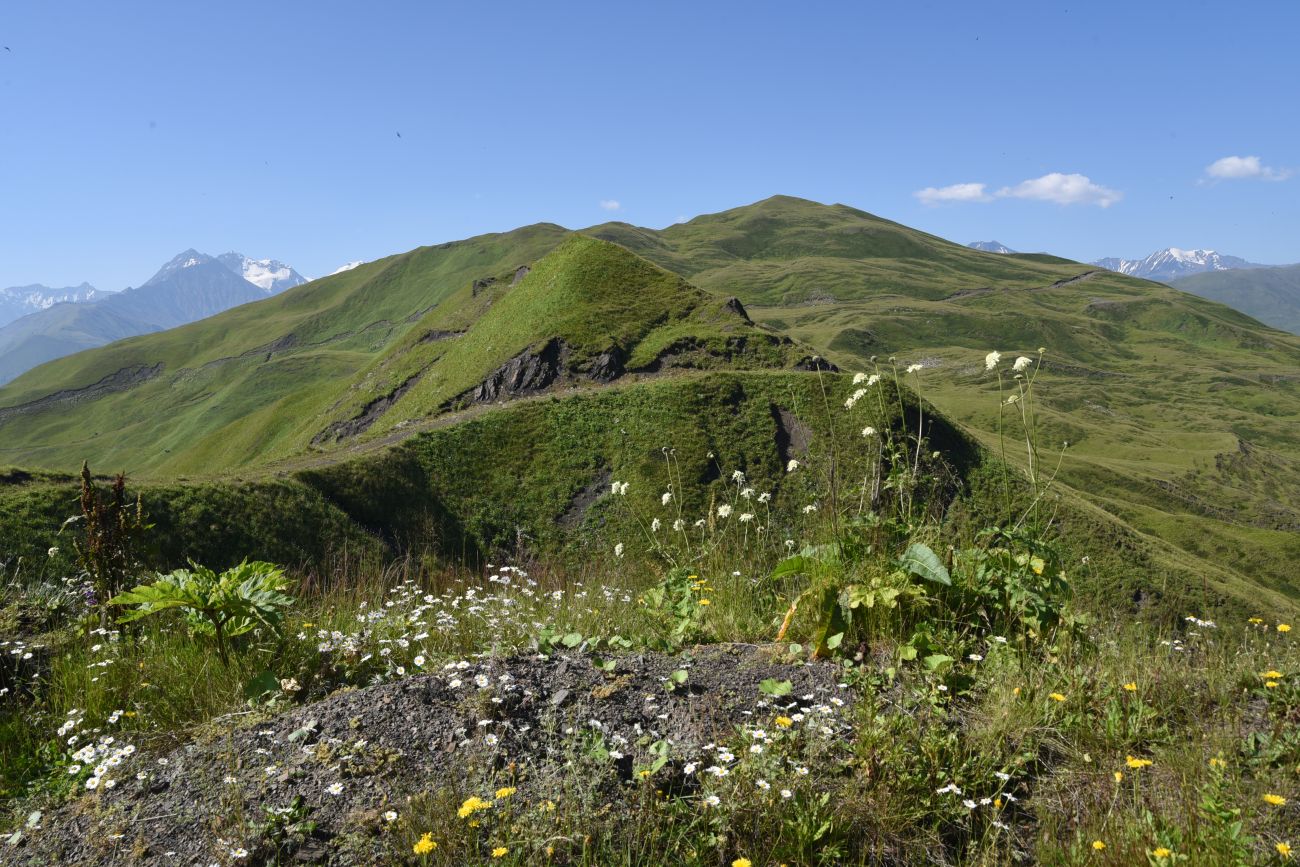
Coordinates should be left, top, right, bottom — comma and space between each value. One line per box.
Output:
396, 131, 402, 138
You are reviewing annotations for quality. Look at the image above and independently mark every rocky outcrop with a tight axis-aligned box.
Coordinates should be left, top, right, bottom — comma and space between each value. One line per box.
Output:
0, 363, 164, 423
312, 372, 424, 445
469, 338, 569, 403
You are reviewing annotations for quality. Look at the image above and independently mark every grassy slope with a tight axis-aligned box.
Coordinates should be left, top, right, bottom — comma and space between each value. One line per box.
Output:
0, 224, 572, 473
2, 195, 1299, 614
588, 197, 1300, 606
1171, 263, 1300, 335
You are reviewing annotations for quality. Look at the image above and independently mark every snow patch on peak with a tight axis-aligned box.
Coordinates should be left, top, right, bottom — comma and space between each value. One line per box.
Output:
215, 252, 307, 293
1093, 247, 1268, 282
332, 261, 364, 275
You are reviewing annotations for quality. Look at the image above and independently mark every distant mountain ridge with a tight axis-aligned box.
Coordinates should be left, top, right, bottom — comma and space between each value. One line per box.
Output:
0, 250, 304, 384
1093, 248, 1268, 282
1171, 263, 1300, 335
0, 282, 106, 328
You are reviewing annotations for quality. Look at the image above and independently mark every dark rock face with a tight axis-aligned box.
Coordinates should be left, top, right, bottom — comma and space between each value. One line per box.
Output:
723, 297, 752, 322
470, 337, 568, 403
510, 265, 531, 285
586, 346, 626, 382
793, 355, 839, 372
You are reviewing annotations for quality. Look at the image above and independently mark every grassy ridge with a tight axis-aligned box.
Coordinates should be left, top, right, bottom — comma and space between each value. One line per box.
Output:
1, 196, 1299, 617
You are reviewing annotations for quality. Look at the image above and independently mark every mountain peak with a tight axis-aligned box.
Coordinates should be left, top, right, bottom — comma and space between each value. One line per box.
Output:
144, 250, 218, 285
967, 241, 1017, 254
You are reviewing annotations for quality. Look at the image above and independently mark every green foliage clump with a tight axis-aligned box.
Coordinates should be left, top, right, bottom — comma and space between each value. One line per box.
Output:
110, 560, 294, 667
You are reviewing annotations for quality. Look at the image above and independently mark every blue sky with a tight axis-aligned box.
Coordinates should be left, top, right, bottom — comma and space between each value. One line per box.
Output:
2, 0, 1297, 290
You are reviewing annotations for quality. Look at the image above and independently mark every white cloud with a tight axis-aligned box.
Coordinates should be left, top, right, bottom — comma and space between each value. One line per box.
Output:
1204, 155, 1291, 181
599, 199, 622, 211
913, 183, 992, 206
996, 173, 1122, 208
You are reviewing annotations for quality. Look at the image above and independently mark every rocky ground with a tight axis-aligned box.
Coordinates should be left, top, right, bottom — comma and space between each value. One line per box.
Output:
4, 644, 853, 866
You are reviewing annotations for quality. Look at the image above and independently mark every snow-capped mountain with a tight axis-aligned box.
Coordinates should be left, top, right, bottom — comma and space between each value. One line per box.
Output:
143, 250, 306, 293
0, 282, 105, 328
216, 252, 307, 293
967, 241, 1017, 254
1092, 248, 1268, 283
332, 261, 364, 275
0, 248, 306, 384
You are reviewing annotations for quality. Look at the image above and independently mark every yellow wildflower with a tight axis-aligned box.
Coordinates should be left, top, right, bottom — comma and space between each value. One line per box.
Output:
699, 599, 711, 606
413, 833, 437, 855
495, 786, 517, 799
733, 860, 754, 867
1209, 757, 1227, 768
1122, 682, 1137, 692
1267, 681, 1281, 689
458, 795, 492, 818
775, 716, 794, 728
1250, 617, 1264, 624
1262, 670, 1285, 679
492, 846, 509, 858
1278, 842, 1292, 859
1264, 793, 1288, 806
1280, 624, 1293, 633
1126, 755, 1153, 769
1049, 692, 1066, 702
1152, 847, 1172, 858
1114, 771, 1123, 783
1092, 840, 1106, 851
1013, 686, 1021, 696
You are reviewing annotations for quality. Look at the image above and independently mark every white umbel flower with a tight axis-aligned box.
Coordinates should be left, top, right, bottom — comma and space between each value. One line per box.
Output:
984, 351, 1001, 371
1013, 356, 1032, 372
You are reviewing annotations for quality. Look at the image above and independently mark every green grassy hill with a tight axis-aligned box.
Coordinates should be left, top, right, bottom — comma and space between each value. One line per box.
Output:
2, 196, 1299, 616
0, 231, 804, 475
589, 197, 1300, 606
1171, 263, 1300, 335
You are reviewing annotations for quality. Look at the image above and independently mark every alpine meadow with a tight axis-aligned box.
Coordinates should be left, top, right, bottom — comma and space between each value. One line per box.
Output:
4, 4, 1300, 865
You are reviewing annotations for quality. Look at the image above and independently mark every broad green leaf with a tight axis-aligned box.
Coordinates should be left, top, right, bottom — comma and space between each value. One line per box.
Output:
244, 669, 280, 701
899, 543, 951, 586
923, 653, 954, 672
759, 678, 793, 697
769, 555, 810, 581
